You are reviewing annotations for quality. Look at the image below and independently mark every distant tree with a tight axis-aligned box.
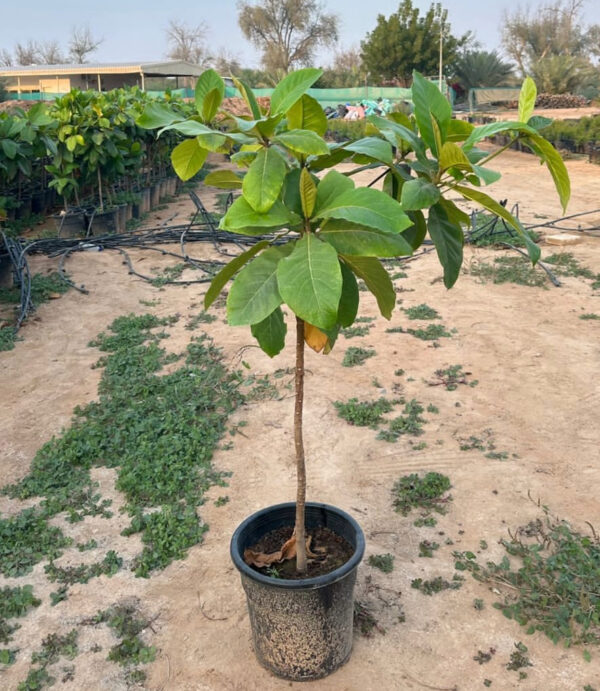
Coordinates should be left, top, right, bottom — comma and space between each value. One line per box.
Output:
38, 40, 65, 64
0, 49, 13, 67
165, 20, 212, 66
361, 0, 470, 87
212, 49, 242, 76
238, 0, 339, 76
530, 54, 599, 94
502, 0, 597, 74
316, 47, 364, 87
14, 40, 41, 65
69, 25, 103, 63
452, 50, 515, 90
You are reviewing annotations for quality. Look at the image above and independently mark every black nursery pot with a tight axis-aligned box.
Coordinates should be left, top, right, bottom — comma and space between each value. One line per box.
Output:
230, 502, 365, 681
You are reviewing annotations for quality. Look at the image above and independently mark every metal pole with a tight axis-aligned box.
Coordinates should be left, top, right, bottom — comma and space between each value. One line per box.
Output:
141, 72, 145, 91
438, 23, 443, 93
97, 73, 101, 91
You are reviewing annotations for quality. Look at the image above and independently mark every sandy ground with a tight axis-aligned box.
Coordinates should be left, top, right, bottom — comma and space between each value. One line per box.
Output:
1, 148, 600, 691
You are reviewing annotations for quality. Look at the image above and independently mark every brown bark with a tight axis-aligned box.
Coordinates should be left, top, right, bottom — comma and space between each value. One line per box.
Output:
294, 316, 307, 573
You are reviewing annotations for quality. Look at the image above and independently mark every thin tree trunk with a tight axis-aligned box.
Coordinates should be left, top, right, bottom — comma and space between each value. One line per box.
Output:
294, 316, 307, 574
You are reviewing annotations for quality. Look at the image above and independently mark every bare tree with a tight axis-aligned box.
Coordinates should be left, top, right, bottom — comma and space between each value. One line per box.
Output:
0, 49, 13, 67
14, 40, 41, 65
38, 40, 65, 64
238, 0, 339, 76
69, 25, 103, 63
212, 49, 242, 75
165, 20, 212, 66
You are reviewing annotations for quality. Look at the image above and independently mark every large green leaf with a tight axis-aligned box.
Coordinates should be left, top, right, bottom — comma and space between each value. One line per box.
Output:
518, 77, 537, 124
403, 210, 428, 250
368, 113, 427, 164
159, 120, 228, 151
204, 241, 269, 310
251, 307, 287, 357
471, 164, 501, 185
308, 146, 354, 171
438, 142, 473, 172
453, 184, 541, 263
446, 119, 475, 142
521, 132, 570, 213
341, 256, 395, 319
314, 169, 354, 212
203, 170, 244, 189
411, 71, 451, 155
230, 150, 258, 168
227, 246, 291, 325
463, 121, 536, 151
316, 186, 413, 234
171, 138, 208, 181
427, 203, 464, 289
136, 102, 181, 130
320, 222, 413, 257
286, 94, 327, 136
400, 178, 440, 210
277, 234, 342, 330
274, 129, 329, 156
220, 197, 301, 234
344, 137, 394, 166
338, 262, 359, 327
233, 76, 262, 120
242, 147, 287, 213
195, 69, 225, 122
282, 168, 303, 217
269, 68, 323, 115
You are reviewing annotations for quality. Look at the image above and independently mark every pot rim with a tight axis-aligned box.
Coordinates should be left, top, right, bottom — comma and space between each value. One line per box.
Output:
230, 501, 365, 591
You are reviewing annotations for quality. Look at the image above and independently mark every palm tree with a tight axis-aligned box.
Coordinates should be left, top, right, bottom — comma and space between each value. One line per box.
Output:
453, 50, 515, 90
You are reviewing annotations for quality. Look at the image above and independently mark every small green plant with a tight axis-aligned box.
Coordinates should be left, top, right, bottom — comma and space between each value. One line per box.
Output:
0, 327, 17, 351
403, 304, 440, 320
45, 550, 122, 585
342, 347, 376, 367
94, 603, 156, 668
0, 648, 16, 665
368, 553, 395, 573
50, 587, 69, 607
469, 256, 548, 288
76, 539, 98, 552
31, 629, 78, 667
473, 648, 495, 664
186, 311, 218, 329
414, 516, 437, 528
0, 585, 41, 648
150, 262, 186, 287
454, 505, 600, 650
506, 641, 531, 677
406, 323, 451, 341
580, 313, 600, 320
333, 397, 395, 428
411, 575, 463, 595
418, 540, 440, 557
17, 667, 54, 690
377, 399, 426, 442
544, 252, 600, 288
214, 495, 230, 507
353, 601, 385, 636
341, 324, 371, 338
473, 598, 485, 610
392, 472, 451, 516
431, 364, 475, 391
426, 404, 439, 414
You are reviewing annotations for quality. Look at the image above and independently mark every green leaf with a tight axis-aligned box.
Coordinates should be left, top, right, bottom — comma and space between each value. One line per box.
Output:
438, 142, 473, 172
471, 164, 501, 185
269, 68, 323, 115
136, 102, 181, 130
282, 168, 303, 217
308, 146, 354, 171
233, 77, 262, 120
242, 147, 287, 213
528, 115, 553, 132
403, 210, 428, 250
204, 241, 269, 310
447, 119, 475, 142
274, 129, 329, 156
300, 167, 317, 218
521, 133, 570, 213
518, 77, 537, 124
170, 138, 208, 181
341, 256, 395, 319
400, 178, 440, 210
454, 185, 541, 263
251, 307, 287, 357
316, 186, 413, 234
437, 198, 470, 227
320, 222, 413, 257
368, 113, 427, 164
227, 246, 291, 326
412, 71, 451, 155
204, 170, 243, 189
66, 135, 79, 153
286, 94, 327, 136
195, 69, 225, 122
427, 203, 464, 289
230, 150, 258, 168
277, 234, 342, 330
463, 121, 536, 151
159, 120, 228, 150
344, 137, 394, 166
315, 169, 354, 213
338, 262, 359, 327
220, 197, 301, 234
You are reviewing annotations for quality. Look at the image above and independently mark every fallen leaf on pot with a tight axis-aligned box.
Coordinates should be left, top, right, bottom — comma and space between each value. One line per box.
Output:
49, 293, 62, 299
244, 535, 324, 568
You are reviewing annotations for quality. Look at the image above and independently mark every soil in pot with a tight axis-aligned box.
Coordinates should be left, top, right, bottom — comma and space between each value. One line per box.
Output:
247, 526, 354, 580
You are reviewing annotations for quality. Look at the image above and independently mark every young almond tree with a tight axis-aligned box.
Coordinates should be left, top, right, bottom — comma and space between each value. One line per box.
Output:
138, 69, 569, 573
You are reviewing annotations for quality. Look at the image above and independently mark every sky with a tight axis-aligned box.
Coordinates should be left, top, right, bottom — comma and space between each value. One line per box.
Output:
1, 0, 600, 69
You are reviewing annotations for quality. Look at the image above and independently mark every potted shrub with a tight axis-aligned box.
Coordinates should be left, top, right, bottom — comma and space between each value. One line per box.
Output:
139, 69, 569, 680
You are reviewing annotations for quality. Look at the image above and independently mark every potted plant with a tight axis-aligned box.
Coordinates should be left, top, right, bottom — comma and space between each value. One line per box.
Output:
139, 69, 569, 680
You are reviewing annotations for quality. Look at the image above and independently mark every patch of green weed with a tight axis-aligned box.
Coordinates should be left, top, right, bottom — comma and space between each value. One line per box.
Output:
411, 575, 463, 595
342, 346, 376, 367
392, 472, 451, 516
341, 324, 371, 338
45, 550, 122, 585
469, 256, 547, 288
404, 304, 440, 320
580, 313, 600, 320
368, 553, 394, 573
431, 364, 476, 390
407, 323, 451, 341
418, 540, 440, 557
186, 312, 217, 330
333, 397, 395, 428
377, 399, 426, 442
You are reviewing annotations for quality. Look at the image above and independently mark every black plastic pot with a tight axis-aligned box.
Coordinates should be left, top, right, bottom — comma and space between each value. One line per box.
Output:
53, 210, 85, 237
86, 208, 118, 236
31, 189, 46, 214
231, 502, 365, 681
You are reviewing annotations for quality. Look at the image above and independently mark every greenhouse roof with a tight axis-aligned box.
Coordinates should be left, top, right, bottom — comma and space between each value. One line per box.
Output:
0, 61, 206, 78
